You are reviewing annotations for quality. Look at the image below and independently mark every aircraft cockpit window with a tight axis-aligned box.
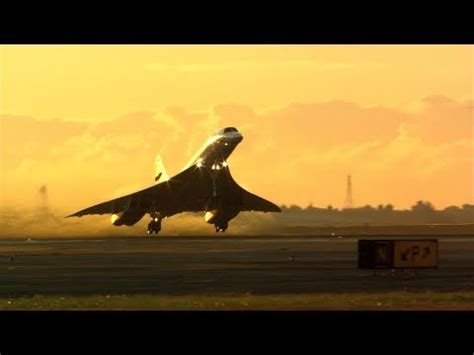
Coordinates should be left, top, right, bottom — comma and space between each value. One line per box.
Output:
217, 127, 239, 135
223, 127, 238, 133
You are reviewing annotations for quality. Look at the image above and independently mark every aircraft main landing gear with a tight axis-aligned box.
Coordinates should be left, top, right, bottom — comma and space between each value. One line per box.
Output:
215, 222, 228, 233
147, 217, 162, 235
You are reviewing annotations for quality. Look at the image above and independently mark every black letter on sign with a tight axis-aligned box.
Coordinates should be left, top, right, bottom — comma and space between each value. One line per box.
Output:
411, 246, 420, 260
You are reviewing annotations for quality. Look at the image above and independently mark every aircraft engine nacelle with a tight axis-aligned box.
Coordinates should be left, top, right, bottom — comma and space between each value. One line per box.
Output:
204, 209, 240, 225
204, 210, 218, 224
111, 210, 145, 226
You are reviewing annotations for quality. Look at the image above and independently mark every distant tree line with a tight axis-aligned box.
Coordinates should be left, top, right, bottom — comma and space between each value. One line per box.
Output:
279, 201, 474, 225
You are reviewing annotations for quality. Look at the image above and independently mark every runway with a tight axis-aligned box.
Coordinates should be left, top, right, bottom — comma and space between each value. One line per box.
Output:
0, 235, 473, 297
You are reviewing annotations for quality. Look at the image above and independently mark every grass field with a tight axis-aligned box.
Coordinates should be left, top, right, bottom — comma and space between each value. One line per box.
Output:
2, 291, 474, 310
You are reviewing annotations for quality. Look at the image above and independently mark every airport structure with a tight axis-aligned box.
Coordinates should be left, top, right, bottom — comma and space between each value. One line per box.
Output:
344, 174, 354, 209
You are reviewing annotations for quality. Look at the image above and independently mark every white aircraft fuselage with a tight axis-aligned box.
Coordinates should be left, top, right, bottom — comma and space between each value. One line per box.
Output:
182, 127, 243, 172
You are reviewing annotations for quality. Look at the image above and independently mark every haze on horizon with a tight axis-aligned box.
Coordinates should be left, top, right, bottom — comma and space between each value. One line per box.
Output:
0, 45, 473, 216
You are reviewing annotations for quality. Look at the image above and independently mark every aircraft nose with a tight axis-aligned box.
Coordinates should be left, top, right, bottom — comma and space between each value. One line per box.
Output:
223, 131, 243, 145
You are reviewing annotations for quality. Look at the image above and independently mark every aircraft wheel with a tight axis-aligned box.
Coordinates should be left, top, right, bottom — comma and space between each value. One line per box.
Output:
148, 219, 162, 235
215, 224, 227, 233
219, 223, 228, 233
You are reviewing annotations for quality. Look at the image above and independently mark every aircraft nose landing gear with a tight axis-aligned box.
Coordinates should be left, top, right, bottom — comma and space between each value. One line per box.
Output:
147, 216, 162, 235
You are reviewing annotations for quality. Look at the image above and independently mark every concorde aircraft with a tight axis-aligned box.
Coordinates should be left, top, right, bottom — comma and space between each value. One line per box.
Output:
67, 127, 281, 234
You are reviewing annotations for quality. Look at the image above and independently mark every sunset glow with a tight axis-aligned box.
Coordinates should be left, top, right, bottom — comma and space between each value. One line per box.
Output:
1, 45, 473, 214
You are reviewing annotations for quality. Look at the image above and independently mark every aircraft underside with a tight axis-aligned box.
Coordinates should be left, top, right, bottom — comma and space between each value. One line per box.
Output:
137, 193, 242, 235
145, 208, 239, 235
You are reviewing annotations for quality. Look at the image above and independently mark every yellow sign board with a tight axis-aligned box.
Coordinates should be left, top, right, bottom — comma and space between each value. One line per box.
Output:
393, 240, 438, 268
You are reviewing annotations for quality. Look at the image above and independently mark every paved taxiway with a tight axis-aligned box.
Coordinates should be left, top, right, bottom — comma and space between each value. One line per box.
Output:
0, 236, 473, 297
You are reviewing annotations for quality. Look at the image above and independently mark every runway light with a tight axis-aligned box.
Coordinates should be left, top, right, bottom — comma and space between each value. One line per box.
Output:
225, 142, 228, 146
222, 161, 228, 167
154, 218, 158, 222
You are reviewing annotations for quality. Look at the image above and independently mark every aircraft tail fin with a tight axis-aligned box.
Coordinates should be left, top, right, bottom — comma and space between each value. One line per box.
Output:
154, 154, 169, 184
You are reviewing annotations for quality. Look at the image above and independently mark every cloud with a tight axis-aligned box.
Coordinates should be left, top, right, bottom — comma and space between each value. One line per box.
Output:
212, 97, 472, 208
404, 95, 473, 144
0, 115, 87, 171
1, 95, 472, 225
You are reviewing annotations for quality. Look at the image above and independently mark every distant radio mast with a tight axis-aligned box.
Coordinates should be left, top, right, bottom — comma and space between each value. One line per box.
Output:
344, 174, 354, 209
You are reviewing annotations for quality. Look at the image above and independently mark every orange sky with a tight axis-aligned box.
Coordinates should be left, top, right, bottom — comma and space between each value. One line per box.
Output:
0, 45, 473, 213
